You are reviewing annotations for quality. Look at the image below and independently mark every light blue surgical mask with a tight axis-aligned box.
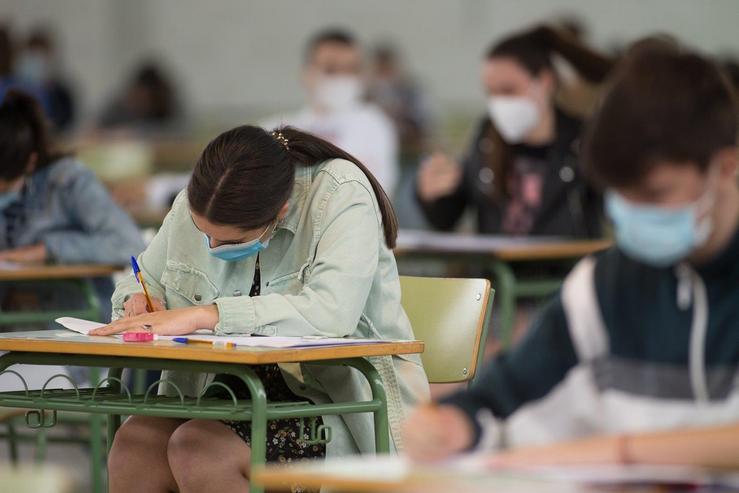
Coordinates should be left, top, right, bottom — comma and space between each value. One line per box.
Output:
606, 190, 714, 267
204, 221, 275, 262
0, 190, 20, 211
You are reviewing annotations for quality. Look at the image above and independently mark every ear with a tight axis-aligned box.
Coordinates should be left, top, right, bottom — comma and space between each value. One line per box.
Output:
714, 147, 738, 180
26, 153, 38, 174
277, 201, 290, 220
536, 68, 556, 95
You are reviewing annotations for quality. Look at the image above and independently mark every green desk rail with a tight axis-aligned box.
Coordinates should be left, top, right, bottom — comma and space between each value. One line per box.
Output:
0, 351, 391, 493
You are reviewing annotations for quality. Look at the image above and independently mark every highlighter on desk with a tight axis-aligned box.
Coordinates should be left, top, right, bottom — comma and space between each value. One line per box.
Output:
130, 256, 155, 313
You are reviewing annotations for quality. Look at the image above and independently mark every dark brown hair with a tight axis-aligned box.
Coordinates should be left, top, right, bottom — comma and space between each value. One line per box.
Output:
583, 41, 738, 188
303, 28, 357, 64
483, 25, 615, 199
187, 125, 399, 248
0, 90, 62, 181
0, 25, 14, 77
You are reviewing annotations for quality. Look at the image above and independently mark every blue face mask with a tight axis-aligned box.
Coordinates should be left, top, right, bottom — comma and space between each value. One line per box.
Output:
204, 221, 274, 262
0, 190, 20, 210
605, 190, 713, 267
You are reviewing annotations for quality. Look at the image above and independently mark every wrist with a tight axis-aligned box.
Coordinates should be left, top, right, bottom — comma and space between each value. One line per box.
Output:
195, 304, 219, 330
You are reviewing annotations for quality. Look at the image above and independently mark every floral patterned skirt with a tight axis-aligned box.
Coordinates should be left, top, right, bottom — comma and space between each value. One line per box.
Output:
210, 365, 327, 464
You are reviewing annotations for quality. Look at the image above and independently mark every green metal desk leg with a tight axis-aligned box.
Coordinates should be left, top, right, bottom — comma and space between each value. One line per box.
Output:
346, 358, 390, 453
490, 259, 517, 348
34, 427, 47, 463
89, 414, 105, 493
7, 419, 19, 464
234, 367, 267, 493
106, 368, 124, 453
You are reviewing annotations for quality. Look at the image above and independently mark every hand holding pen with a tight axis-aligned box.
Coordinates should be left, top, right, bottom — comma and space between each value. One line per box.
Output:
124, 256, 166, 317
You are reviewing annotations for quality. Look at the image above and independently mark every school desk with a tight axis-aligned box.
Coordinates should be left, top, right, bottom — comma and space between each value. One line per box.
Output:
0, 264, 121, 326
0, 330, 424, 493
395, 230, 611, 346
252, 455, 739, 493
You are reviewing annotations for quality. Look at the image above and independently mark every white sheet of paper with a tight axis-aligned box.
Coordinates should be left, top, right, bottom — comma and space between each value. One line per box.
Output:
181, 335, 386, 348
55, 317, 105, 335
54, 317, 386, 348
0, 260, 23, 270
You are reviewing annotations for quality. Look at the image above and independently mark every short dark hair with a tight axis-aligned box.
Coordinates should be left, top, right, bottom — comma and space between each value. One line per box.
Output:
583, 41, 738, 188
303, 28, 357, 64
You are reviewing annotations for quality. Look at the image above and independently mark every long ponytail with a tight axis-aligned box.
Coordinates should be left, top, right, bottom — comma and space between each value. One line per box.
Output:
487, 24, 614, 83
188, 125, 399, 248
278, 126, 398, 248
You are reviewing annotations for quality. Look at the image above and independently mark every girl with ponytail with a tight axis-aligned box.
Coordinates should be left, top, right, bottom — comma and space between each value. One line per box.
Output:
417, 24, 612, 239
0, 90, 144, 319
95, 125, 429, 492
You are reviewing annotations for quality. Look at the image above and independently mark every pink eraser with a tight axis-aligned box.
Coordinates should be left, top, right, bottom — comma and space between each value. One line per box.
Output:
123, 332, 155, 342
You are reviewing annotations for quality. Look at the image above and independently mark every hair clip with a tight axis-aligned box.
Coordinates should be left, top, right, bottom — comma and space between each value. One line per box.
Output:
271, 130, 290, 151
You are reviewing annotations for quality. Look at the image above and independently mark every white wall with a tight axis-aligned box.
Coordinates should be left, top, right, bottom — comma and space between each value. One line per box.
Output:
1, 0, 738, 121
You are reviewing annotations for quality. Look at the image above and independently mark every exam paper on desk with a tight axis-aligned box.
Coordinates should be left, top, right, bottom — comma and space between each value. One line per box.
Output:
54, 317, 387, 348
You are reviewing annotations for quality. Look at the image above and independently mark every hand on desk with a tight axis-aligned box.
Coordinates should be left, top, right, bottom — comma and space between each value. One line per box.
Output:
0, 244, 47, 263
123, 293, 167, 317
402, 404, 475, 461
90, 304, 219, 336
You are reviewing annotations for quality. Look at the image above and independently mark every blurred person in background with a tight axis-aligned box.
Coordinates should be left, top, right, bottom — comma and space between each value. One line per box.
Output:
16, 25, 76, 132
0, 90, 144, 322
262, 28, 399, 196
368, 42, 432, 158
404, 40, 739, 468
98, 60, 183, 135
416, 25, 613, 239
0, 24, 49, 115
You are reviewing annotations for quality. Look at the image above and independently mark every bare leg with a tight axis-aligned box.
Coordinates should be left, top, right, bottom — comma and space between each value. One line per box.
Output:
108, 416, 184, 493
168, 419, 252, 493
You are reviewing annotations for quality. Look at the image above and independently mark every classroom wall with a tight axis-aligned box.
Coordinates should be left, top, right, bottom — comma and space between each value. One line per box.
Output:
2, 0, 738, 121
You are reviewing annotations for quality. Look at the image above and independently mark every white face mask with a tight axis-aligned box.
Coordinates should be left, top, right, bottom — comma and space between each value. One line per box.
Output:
313, 76, 363, 112
487, 95, 540, 144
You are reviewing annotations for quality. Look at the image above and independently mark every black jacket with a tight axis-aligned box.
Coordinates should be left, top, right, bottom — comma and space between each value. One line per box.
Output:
417, 109, 601, 238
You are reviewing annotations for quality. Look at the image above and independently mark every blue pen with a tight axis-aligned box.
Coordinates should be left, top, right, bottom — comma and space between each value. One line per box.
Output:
130, 256, 154, 312
173, 337, 236, 348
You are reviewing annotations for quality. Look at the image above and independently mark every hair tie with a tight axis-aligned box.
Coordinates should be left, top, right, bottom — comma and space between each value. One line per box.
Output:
271, 130, 290, 151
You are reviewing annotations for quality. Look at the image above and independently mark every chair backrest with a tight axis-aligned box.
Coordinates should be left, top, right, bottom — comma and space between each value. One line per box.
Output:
400, 276, 494, 384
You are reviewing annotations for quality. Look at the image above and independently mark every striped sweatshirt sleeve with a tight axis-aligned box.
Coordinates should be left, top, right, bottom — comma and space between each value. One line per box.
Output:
440, 294, 579, 447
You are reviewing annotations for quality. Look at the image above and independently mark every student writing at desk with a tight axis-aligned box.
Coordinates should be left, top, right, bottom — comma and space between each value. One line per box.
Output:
404, 42, 739, 468
416, 25, 611, 238
91, 125, 429, 493
0, 90, 144, 322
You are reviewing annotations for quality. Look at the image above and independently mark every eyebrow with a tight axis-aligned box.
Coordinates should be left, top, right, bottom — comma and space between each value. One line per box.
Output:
189, 214, 248, 244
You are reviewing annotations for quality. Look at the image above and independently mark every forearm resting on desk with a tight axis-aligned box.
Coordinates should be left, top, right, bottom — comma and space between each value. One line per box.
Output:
91, 304, 219, 336
491, 422, 739, 469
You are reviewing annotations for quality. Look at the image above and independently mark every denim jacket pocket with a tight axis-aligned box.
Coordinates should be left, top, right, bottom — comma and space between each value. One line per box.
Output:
161, 261, 220, 306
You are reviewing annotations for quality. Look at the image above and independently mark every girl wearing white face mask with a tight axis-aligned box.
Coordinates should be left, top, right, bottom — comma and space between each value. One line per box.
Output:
417, 25, 613, 239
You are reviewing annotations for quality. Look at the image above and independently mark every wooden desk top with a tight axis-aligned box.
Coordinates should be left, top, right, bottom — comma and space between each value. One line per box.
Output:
0, 331, 424, 365
253, 457, 735, 493
0, 264, 122, 282
395, 230, 611, 262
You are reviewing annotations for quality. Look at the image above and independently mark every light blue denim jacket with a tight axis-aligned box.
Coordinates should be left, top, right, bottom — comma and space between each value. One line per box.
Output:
0, 157, 145, 320
111, 158, 430, 456
0, 157, 145, 263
